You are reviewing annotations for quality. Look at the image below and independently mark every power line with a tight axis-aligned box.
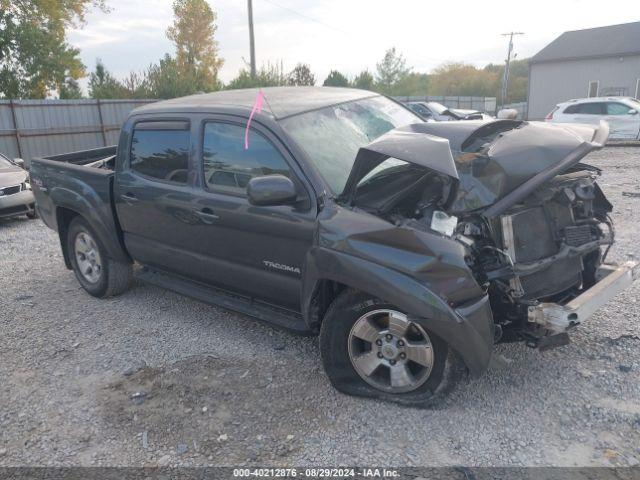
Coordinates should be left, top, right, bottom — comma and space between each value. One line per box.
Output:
261, 0, 349, 35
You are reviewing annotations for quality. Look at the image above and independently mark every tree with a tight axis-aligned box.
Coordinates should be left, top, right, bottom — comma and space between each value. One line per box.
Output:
323, 70, 349, 87
352, 70, 375, 91
375, 48, 411, 93
0, 0, 107, 98
226, 62, 287, 89
428, 62, 499, 97
388, 72, 429, 96
287, 64, 316, 86
144, 54, 196, 99
484, 58, 529, 103
88, 59, 128, 99
59, 78, 83, 99
122, 72, 150, 98
166, 0, 223, 92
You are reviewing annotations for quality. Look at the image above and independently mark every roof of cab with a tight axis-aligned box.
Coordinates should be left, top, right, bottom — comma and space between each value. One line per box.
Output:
133, 86, 378, 120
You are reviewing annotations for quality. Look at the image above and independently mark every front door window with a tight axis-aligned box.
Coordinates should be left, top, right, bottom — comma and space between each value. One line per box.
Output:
202, 122, 292, 196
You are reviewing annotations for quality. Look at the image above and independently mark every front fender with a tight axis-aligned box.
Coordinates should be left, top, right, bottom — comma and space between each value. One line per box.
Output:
303, 247, 494, 377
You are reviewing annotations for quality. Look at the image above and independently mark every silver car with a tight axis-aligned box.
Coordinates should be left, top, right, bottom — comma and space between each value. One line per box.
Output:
406, 101, 492, 122
0, 153, 36, 219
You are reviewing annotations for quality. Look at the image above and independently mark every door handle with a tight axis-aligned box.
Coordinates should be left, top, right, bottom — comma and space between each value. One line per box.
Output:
121, 193, 138, 204
195, 208, 219, 224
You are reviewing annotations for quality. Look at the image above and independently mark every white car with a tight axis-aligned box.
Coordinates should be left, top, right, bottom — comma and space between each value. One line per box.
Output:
546, 97, 640, 140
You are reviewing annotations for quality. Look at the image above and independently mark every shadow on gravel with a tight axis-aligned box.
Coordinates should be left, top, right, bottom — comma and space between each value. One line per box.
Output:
0, 216, 32, 227
99, 355, 328, 464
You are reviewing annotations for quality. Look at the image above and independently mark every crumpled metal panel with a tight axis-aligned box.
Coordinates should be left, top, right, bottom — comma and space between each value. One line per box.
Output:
341, 124, 459, 202
417, 120, 607, 214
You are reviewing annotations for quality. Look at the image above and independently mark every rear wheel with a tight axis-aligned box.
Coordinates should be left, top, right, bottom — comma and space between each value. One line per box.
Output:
320, 289, 465, 407
67, 217, 131, 298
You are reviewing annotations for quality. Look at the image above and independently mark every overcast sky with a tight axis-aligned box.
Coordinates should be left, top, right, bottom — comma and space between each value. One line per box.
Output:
68, 0, 638, 86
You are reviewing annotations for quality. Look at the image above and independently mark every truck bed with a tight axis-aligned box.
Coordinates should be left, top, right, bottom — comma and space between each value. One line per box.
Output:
29, 145, 129, 265
40, 145, 117, 169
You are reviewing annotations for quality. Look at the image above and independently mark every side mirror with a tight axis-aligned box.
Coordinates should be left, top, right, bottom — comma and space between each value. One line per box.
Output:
247, 174, 297, 206
13, 158, 25, 168
628, 109, 638, 115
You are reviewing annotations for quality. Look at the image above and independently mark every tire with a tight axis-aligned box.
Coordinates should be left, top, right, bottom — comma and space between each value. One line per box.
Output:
319, 289, 465, 407
67, 217, 132, 298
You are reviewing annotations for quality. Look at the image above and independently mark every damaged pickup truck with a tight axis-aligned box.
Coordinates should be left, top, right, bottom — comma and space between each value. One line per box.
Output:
30, 87, 638, 406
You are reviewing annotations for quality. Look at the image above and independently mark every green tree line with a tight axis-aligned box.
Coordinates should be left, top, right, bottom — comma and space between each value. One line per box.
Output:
0, 0, 528, 102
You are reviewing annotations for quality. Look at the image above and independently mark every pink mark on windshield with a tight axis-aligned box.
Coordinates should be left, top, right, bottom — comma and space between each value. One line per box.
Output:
244, 90, 265, 150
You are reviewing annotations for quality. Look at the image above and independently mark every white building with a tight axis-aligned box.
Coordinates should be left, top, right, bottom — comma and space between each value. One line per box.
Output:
528, 22, 640, 119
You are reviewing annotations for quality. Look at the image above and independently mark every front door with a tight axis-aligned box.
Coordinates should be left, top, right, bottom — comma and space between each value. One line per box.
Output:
182, 119, 316, 311
604, 102, 640, 139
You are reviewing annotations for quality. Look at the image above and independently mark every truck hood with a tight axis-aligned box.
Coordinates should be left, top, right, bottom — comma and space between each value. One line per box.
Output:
341, 119, 609, 216
340, 123, 459, 204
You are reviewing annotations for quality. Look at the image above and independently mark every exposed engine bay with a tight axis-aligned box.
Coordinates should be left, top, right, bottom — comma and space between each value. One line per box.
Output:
339, 119, 617, 346
455, 168, 613, 344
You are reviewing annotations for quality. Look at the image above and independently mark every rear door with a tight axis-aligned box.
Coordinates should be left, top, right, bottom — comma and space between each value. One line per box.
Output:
604, 102, 640, 139
114, 118, 203, 277
180, 117, 317, 310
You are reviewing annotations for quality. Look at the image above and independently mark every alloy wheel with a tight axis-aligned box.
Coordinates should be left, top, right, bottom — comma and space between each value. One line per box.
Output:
74, 231, 103, 284
348, 309, 434, 393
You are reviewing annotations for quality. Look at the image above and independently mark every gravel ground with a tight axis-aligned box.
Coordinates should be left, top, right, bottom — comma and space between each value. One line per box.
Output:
1, 147, 639, 468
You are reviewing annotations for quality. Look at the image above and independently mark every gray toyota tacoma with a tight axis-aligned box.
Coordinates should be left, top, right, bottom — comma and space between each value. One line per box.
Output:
30, 87, 638, 406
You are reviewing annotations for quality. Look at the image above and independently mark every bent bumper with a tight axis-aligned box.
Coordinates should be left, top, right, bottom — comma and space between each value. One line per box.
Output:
528, 261, 639, 333
0, 189, 35, 218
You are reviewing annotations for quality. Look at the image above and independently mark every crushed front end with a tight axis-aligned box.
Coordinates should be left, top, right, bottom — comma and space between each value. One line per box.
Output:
338, 118, 637, 368
441, 120, 638, 348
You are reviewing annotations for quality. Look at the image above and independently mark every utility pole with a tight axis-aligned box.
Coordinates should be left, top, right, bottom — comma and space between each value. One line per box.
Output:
248, 0, 256, 78
501, 31, 524, 106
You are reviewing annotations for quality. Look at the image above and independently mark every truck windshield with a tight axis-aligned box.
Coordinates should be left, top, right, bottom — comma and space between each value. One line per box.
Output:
279, 96, 420, 194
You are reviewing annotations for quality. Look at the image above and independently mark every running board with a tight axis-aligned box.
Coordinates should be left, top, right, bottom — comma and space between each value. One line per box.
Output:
136, 267, 310, 334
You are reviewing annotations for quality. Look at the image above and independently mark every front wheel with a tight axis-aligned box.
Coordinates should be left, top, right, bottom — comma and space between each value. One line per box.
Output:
67, 217, 132, 298
319, 289, 465, 407
26, 206, 38, 219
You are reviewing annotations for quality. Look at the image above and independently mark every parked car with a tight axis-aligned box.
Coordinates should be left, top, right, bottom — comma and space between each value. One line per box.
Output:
546, 97, 640, 139
0, 153, 36, 219
30, 87, 637, 406
406, 101, 491, 121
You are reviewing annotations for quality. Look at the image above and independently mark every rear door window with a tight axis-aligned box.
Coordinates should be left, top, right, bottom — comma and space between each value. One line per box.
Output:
130, 121, 190, 184
575, 103, 605, 115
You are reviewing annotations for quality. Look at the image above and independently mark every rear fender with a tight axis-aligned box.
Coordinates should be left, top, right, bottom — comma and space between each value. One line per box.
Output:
302, 247, 494, 377
51, 185, 130, 265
